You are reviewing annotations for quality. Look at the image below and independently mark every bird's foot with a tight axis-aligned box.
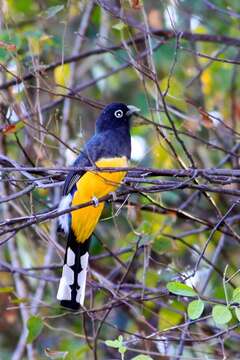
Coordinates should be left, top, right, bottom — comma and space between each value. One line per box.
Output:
92, 196, 99, 207
109, 191, 117, 201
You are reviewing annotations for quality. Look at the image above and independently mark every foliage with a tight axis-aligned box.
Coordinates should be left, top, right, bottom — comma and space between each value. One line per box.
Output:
26, 316, 44, 344
167, 281, 197, 297
1, 0, 240, 359
187, 300, 205, 320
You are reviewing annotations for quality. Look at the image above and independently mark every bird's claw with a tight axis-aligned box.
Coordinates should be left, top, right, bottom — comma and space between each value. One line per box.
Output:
109, 192, 117, 201
92, 196, 99, 207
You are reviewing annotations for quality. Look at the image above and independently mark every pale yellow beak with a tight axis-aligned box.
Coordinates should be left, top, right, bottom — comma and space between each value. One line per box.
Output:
126, 105, 141, 116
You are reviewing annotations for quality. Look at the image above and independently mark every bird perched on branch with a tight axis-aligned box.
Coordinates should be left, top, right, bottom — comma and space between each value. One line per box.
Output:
57, 102, 140, 310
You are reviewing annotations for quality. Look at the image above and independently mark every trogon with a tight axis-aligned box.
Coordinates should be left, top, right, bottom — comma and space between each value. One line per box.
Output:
57, 102, 140, 310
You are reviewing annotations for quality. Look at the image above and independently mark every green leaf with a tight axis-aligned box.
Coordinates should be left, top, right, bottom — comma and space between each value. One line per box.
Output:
112, 22, 127, 31
153, 236, 172, 253
235, 308, 240, 322
187, 300, 204, 320
231, 288, 240, 304
105, 336, 126, 355
212, 305, 232, 325
118, 336, 126, 354
27, 315, 44, 343
0, 286, 14, 293
11, 297, 29, 304
132, 356, 153, 360
105, 340, 121, 348
167, 281, 197, 297
119, 345, 127, 355
8, 0, 35, 14
118, 335, 123, 342
45, 5, 64, 19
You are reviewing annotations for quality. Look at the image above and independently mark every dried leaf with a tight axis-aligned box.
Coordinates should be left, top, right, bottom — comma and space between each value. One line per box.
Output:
148, 9, 162, 29
0, 41, 6, 48
234, 102, 240, 120
45, 348, 68, 359
199, 108, 214, 129
2, 124, 17, 135
130, 0, 142, 9
6, 44, 17, 51
0, 41, 17, 51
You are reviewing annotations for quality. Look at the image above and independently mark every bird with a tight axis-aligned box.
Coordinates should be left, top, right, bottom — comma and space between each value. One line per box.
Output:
57, 102, 140, 310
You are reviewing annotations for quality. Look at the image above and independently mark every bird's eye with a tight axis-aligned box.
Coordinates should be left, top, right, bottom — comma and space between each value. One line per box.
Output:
114, 109, 124, 118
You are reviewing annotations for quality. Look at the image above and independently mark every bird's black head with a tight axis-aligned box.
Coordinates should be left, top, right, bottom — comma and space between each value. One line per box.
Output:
96, 102, 140, 133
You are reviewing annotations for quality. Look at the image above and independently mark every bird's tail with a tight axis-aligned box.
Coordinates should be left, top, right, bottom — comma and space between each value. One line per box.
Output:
57, 230, 90, 310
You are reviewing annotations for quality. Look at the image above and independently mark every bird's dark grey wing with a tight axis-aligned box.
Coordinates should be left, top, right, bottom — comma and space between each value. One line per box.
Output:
58, 136, 102, 234
62, 134, 105, 196
62, 152, 91, 196
62, 131, 118, 196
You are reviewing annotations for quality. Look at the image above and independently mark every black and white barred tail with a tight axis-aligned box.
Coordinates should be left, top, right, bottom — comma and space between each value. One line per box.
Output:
57, 229, 90, 310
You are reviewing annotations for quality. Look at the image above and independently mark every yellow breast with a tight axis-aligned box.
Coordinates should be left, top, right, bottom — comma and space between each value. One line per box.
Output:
71, 156, 128, 242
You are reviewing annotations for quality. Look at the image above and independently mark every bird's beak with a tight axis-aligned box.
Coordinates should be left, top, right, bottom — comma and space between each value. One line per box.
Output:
126, 105, 140, 116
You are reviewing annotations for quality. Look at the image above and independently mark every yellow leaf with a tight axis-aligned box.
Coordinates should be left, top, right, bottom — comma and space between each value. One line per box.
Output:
158, 300, 185, 331
54, 63, 70, 89
201, 69, 212, 95
28, 37, 40, 55
194, 25, 208, 34
37, 188, 49, 196
39, 34, 53, 44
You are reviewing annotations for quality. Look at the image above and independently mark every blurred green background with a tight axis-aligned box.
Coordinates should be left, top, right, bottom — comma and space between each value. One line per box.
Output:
1, 0, 240, 359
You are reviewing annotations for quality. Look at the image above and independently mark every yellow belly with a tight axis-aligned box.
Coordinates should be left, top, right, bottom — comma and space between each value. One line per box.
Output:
71, 156, 127, 242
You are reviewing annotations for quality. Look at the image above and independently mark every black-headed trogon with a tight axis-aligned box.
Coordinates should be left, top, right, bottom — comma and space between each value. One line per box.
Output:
57, 103, 140, 310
